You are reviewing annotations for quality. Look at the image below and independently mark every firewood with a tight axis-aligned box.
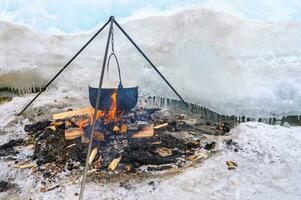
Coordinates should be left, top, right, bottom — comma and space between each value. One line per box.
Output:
154, 123, 168, 129
125, 164, 132, 172
186, 151, 208, 161
64, 120, 72, 128
47, 126, 57, 131
81, 135, 89, 144
40, 185, 60, 193
15, 163, 36, 169
88, 147, 98, 165
152, 141, 161, 145
52, 107, 94, 120
81, 131, 105, 144
155, 148, 172, 157
66, 143, 76, 149
113, 126, 120, 132
131, 124, 154, 138
26, 144, 35, 150
108, 156, 122, 171
120, 124, 128, 133
226, 160, 237, 170
93, 131, 105, 142
50, 121, 64, 127
65, 128, 83, 140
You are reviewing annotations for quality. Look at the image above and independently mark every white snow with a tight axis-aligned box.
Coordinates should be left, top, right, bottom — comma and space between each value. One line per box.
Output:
0, 8, 301, 116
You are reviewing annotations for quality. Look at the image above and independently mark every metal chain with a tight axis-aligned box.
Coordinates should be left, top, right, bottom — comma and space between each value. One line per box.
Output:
111, 26, 114, 53
107, 25, 115, 75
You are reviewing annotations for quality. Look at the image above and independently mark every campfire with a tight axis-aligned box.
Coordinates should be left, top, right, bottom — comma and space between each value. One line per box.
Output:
0, 93, 232, 193
7, 16, 230, 196
13, 93, 231, 185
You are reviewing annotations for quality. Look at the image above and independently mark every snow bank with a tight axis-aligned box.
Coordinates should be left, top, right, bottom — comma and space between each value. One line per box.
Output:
1, 8, 301, 116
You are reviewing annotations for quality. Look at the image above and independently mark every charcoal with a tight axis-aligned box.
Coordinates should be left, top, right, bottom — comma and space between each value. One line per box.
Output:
122, 148, 176, 165
13, 105, 221, 180
0, 139, 25, 150
144, 108, 160, 114
121, 133, 188, 166
24, 120, 51, 132
147, 165, 173, 171
204, 142, 216, 150
225, 139, 241, 152
0, 139, 25, 157
0, 181, 12, 192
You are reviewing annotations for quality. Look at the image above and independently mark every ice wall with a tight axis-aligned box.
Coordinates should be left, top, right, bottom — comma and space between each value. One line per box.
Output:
0, 8, 301, 117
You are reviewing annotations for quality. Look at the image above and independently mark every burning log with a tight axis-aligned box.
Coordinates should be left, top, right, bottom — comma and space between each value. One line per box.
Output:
120, 124, 128, 134
65, 128, 83, 140
93, 131, 105, 142
108, 156, 122, 171
81, 131, 105, 144
52, 107, 94, 120
154, 123, 168, 129
88, 147, 98, 165
131, 124, 154, 138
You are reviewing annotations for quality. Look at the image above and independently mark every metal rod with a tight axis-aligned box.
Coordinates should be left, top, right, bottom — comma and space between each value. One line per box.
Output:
17, 19, 111, 116
79, 16, 114, 200
113, 19, 188, 108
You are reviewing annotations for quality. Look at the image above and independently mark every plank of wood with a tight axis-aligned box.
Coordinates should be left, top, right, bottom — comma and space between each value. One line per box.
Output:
154, 123, 168, 129
15, 163, 36, 169
131, 124, 154, 138
52, 107, 94, 120
88, 147, 98, 165
65, 128, 83, 140
107, 156, 122, 171
94, 131, 105, 142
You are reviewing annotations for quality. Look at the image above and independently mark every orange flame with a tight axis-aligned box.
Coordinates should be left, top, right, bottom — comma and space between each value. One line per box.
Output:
87, 110, 105, 125
106, 90, 118, 123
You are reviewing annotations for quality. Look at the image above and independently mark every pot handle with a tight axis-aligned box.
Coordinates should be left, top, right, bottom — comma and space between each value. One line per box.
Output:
107, 52, 123, 88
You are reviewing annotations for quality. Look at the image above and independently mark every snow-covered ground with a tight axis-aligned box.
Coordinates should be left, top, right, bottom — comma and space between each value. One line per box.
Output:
53, 123, 301, 200
1, 109, 301, 200
0, 94, 301, 199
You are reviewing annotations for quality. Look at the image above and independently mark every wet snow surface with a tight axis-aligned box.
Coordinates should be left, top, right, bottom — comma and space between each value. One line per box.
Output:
0, 93, 300, 199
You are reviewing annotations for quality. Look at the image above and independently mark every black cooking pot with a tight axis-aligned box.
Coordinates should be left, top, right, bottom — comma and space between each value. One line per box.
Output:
88, 52, 138, 112
88, 85, 138, 112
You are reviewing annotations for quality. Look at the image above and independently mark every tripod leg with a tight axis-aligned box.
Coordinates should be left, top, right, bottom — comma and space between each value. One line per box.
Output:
18, 19, 111, 116
113, 19, 188, 108
79, 16, 115, 200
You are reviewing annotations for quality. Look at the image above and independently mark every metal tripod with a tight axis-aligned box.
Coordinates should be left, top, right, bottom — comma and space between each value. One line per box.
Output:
17, 16, 188, 200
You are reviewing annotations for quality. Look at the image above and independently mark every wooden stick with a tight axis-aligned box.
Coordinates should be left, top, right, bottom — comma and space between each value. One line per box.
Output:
131, 124, 154, 138
53, 107, 94, 120
94, 131, 105, 142
154, 123, 168, 129
15, 163, 36, 169
88, 147, 98, 165
65, 128, 83, 140
107, 156, 122, 171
